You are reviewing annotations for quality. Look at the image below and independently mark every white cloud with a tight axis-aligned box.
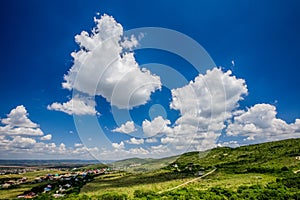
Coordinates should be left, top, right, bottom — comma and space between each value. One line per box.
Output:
126, 137, 144, 145
121, 35, 139, 50
47, 95, 98, 116
218, 140, 239, 148
74, 143, 83, 147
1, 105, 38, 128
61, 14, 161, 109
112, 141, 125, 149
0, 106, 98, 159
142, 116, 172, 137
226, 103, 300, 143
59, 143, 66, 151
40, 134, 52, 141
0, 135, 98, 159
112, 121, 136, 134
162, 68, 248, 151
0, 105, 43, 136
161, 137, 178, 144
10, 136, 36, 149
145, 138, 158, 143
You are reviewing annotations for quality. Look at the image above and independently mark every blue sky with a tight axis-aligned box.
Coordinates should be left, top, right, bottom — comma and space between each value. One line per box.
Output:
0, 0, 300, 160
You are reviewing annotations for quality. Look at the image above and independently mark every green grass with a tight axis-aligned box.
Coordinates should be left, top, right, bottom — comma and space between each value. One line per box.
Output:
108, 155, 179, 173
81, 171, 195, 198
1, 138, 299, 199
80, 138, 300, 198
0, 169, 63, 181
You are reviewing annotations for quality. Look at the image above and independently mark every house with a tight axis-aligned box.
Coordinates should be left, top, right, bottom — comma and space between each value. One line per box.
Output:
2, 183, 11, 189
44, 184, 52, 192
53, 194, 65, 198
195, 171, 204, 176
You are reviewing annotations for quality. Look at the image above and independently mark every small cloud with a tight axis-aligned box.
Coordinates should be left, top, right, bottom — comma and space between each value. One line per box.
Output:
0, 105, 44, 136
126, 138, 144, 145
145, 138, 158, 143
40, 134, 52, 141
112, 121, 136, 134
112, 141, 125, 149
47, 95, 98, 116
231, 60, 235, 67
74, 143, 83, 147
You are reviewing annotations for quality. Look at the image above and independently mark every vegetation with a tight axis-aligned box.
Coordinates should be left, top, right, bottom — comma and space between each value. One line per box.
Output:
80, 138, 300, 199
0, 138, 299, 199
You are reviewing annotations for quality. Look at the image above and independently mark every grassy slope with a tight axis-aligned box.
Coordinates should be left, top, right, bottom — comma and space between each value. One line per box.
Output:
108, 155, 179, 172
81, 138, 300, 198
173, 138, 300, 171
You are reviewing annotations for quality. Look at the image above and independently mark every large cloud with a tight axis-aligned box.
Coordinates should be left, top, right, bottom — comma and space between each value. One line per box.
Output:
158, 68, 248, 151
0, 105, 43, 136
226, 103, 300, 143
60, 14, 161, 110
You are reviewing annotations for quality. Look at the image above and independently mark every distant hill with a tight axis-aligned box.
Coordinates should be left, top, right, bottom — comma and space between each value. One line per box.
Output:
106, 138, 300, 173
79, 138, 300, 199
169, 138, 300, 174
108, 156, 179, 172
0, 160, 99, 168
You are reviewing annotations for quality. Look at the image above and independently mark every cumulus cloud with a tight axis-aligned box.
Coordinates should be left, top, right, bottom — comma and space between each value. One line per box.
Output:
145, 138, 158, 143
162, 68, 248, 151
0, 136, 98, 159
0, 106, 99, 159
61, 14, 161, 109
112, 121, 136, 134
112, 141, 125, 149
0, 105, 43, 136
142, 116, 172, 137
226, 103, 300, 143
126, 137, 144, 145
40, 134, 52, 141
74, 143, 83, 147
47, 95, 98, 116
10, 136, 36, 149
1, 105, 38, 128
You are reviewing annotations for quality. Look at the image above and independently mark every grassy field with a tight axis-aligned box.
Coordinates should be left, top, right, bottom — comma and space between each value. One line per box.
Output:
81, 170, 195, 198
0, 138, 299, 199
108, 155, 179, 173
80, 169, 277, 198
79, 138, 300, 199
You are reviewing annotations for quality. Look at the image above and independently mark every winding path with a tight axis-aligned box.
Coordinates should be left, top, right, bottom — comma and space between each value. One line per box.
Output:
158, 167, 217, 194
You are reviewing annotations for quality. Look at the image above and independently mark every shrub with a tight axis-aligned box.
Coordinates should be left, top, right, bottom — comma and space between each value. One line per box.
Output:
98, 192, 128, 200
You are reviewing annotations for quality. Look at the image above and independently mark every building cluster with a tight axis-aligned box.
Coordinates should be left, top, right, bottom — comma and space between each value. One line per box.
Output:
0, 167, 35, 175
1, 177, 27, 189
12, 168, 109, 199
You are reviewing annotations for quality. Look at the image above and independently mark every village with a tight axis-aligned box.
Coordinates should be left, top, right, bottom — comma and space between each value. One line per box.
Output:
0, 167, 110, 199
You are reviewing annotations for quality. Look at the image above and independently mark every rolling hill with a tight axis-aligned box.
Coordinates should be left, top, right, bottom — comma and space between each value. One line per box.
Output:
79, 138, 300, 199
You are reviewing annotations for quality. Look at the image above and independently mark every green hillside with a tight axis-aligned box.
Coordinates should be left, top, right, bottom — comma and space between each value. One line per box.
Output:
170, 138, 300, 174
108, 155, 179, 172
78, 138, 300, 199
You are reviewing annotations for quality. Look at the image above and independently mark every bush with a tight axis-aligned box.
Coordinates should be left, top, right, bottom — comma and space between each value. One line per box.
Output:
134, 189, 156, 198
98, 192, 128, 200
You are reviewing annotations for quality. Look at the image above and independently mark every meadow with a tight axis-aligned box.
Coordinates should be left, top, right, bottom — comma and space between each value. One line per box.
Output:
0, 138, 299, 199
